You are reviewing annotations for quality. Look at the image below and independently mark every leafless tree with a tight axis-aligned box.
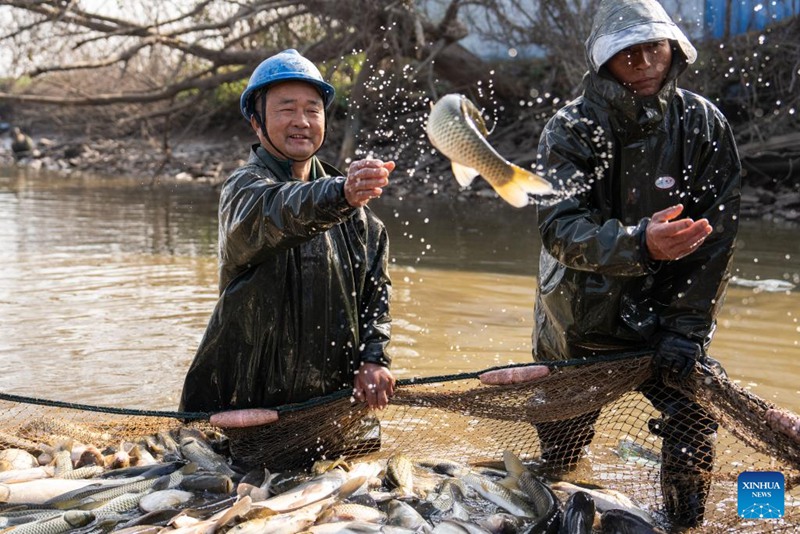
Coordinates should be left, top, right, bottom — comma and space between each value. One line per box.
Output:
0, 1, 524, 163
0, 0, 796, 173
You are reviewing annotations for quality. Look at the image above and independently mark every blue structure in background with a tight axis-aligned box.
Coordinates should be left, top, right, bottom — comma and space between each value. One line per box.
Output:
705, 0, 800, 38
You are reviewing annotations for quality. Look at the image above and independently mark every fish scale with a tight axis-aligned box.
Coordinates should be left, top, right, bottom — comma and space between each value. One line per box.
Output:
385, 455, 415, 497
48, 464, 190, 510
460, 472, 537, 518
4, 510, 95, 534
426, 97, 511, 181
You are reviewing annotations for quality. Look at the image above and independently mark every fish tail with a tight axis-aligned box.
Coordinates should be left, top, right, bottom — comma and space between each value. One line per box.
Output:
493, 165, 554, 208
493, 164, 553, 208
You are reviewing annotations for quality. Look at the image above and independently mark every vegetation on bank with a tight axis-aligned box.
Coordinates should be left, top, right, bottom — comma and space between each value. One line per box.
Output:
0, 2, 797, 217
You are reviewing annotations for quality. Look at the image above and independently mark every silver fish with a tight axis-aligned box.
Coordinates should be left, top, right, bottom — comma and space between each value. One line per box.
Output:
0, 449, 39, 471
226, 508, 316, 534
551, 480, 654, 525
0, 478, 127, 505
251, 470, 351, 512
316, 502, 388, 524
0, 466, 54, 484
306, 521, 418, 533
178, 436, 236, 478
5, 510, 95, 534
138, 489, 194, 513
460, 472, 537, 518
47, 463, 193, 509
0, 510, 64, 528
104, 526, 161, 534
429, 478, 467, 513
92, 491, 149, 513
386, 454, 416, 497
58, 465, 106, 481
386, 499, 431, 531
426, 93, 554, 207
52, 450, 73, 478
516, 472, 556, 516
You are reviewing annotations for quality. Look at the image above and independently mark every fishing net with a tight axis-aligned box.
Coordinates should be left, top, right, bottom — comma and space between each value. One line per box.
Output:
0, 353, 798, 533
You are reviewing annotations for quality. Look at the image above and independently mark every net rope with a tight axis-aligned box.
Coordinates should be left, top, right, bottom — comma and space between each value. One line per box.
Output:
0, 353, 797, 533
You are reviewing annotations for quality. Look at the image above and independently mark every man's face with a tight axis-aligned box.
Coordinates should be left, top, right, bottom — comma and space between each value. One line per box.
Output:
257, 81, 324, 161
605, 39, 673, 97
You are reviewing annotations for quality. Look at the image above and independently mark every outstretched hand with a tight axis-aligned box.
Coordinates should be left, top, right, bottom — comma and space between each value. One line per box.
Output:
646, 204, 712, 261
344, 159, 394, 208
353, 362, 396, 410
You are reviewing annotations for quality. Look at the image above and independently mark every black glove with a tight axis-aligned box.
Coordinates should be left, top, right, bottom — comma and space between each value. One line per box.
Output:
654, 332, 705, 379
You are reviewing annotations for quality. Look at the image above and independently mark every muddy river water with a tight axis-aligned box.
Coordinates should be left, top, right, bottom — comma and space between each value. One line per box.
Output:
0, 167, 798, 413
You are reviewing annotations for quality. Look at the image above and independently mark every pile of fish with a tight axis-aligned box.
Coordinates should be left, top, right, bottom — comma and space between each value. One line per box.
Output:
0, 422, 666, 533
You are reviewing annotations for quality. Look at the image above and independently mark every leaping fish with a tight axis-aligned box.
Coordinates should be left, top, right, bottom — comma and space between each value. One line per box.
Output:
426, 93, 554, 207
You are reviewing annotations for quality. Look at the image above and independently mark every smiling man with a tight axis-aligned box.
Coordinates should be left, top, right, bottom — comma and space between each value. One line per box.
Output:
180, 50, 396, 445
531, 0, 741, 529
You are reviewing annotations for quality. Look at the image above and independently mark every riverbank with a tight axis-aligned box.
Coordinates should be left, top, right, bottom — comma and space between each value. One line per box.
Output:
1, 130, 798, 222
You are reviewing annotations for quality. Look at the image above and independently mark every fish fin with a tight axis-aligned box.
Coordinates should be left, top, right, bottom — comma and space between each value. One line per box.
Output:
493, 165, 554, 208
337, 475, 367, 500
510, 164, 554, 195
496, 475, 519, 491
460, 97, 490, 137
181, 462, 199, 475
212, 494, 252, 526
451, 162, 480, 187
501, 450, 526, 486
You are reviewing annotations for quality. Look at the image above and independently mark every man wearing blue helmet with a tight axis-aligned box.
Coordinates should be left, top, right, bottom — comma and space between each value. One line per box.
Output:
180, 50, 396, 442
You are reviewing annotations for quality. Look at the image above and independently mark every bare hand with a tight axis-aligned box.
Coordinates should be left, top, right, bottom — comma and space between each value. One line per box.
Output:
344, 159, 395, 208
646, 204, 712, 261
353, 362, 395, 410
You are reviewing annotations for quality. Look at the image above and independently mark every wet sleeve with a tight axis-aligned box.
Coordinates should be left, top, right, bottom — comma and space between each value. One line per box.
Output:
658, 109, 741, 341
358, 211, 392, 367
219, 169, 355, 269
537, 112, 654, 276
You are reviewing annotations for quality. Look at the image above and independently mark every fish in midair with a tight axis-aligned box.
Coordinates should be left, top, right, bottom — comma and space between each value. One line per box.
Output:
426, 93, 554, 207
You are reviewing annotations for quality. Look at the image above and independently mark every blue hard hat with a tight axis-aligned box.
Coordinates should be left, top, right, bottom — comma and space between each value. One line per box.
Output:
240, 49, 335, 120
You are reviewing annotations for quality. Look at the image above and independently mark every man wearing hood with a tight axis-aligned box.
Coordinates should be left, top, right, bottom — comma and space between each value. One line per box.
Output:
532, 0, 740, 528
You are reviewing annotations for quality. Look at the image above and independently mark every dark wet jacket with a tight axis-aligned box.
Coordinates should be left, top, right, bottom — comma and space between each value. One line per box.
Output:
180, 145, 391, 412
533, 5, 741, 361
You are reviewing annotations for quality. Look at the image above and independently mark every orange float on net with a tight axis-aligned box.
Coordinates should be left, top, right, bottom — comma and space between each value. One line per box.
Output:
209, 408, 279, 428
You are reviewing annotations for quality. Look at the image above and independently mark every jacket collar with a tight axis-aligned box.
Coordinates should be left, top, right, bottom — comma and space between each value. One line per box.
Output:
249, 143, 332, 181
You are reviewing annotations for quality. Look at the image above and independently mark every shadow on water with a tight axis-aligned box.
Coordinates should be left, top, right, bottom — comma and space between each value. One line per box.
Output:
0, 166, 798, 411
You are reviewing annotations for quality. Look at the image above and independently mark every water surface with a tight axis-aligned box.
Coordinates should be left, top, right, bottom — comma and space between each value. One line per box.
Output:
0, 167, 798, 412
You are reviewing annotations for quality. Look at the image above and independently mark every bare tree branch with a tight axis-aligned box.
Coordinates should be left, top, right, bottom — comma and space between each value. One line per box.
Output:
0, 67, 247, 105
